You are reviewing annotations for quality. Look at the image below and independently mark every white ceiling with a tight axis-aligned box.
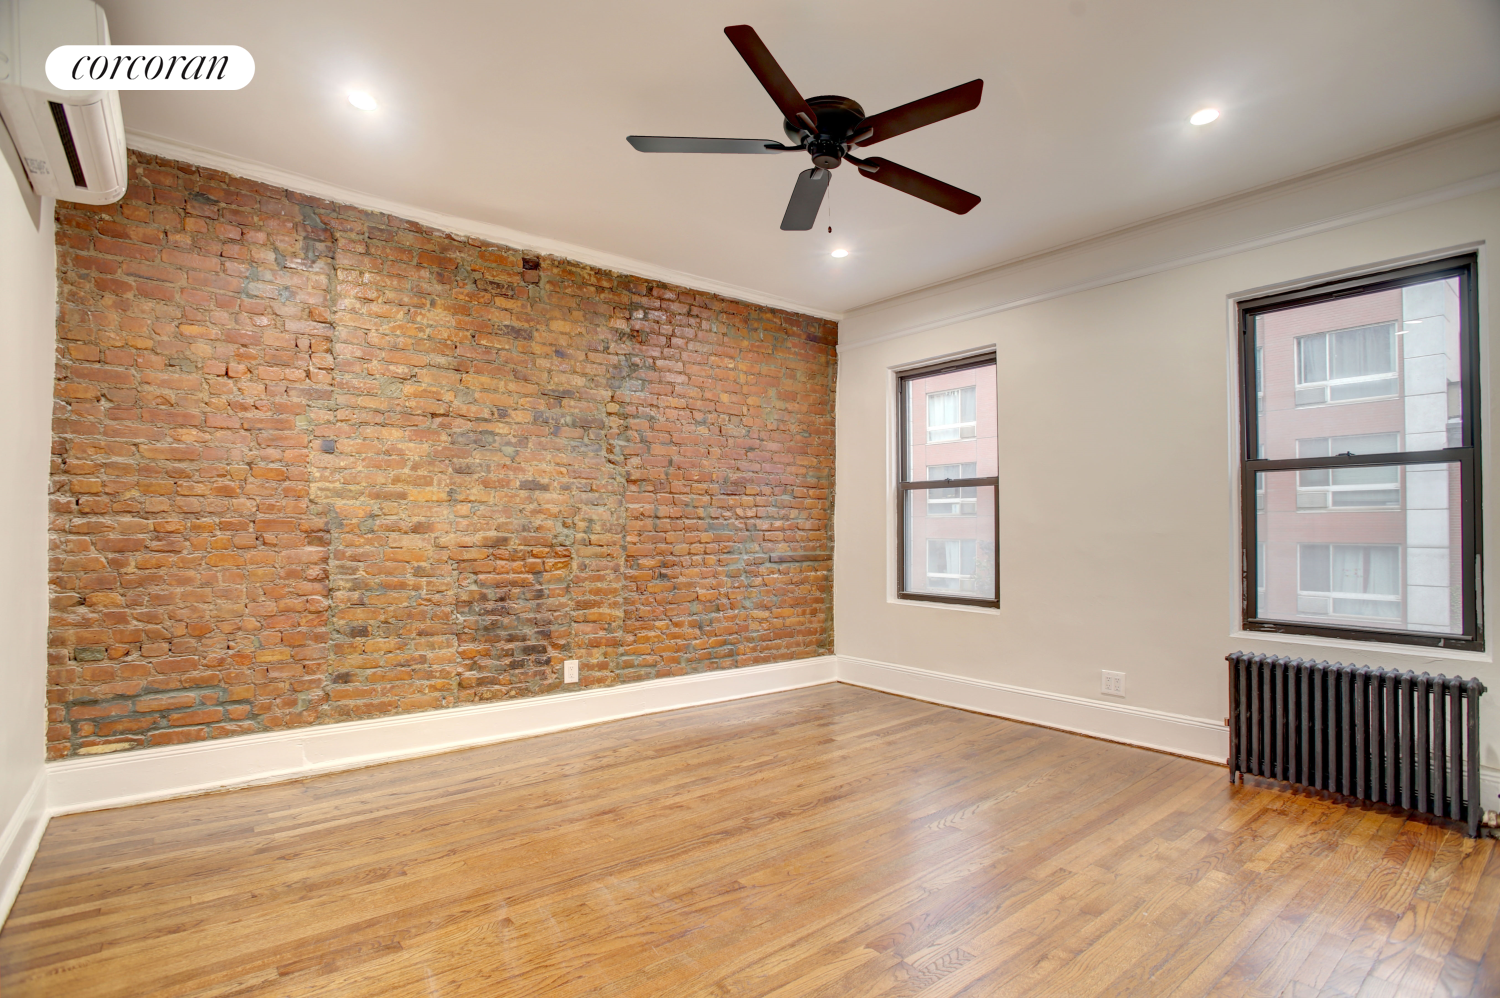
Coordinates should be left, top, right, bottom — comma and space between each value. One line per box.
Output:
97, 0, 1500, 317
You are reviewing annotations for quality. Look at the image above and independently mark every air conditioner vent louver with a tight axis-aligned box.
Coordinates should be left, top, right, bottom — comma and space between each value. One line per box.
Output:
0, 0, 126, 205
48, 100, 86, 186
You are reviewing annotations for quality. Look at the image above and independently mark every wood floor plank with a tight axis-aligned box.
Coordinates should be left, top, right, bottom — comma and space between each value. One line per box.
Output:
1, 684, 1495, 998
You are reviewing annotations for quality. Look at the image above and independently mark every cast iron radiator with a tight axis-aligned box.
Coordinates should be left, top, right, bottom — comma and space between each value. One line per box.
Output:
1226, 652, 1488, 837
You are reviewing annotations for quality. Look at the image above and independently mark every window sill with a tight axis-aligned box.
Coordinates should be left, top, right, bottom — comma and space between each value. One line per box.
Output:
1229, 630, 1491, 664
888, 596, 1000, 616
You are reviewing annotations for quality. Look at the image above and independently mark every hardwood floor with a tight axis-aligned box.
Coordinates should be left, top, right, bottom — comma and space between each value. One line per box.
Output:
2, 683, 1497, 997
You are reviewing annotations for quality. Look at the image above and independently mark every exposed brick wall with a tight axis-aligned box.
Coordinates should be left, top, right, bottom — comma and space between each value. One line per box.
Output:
47, 151, 836, 759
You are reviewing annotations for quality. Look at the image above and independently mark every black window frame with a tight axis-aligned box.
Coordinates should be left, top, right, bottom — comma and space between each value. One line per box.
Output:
897, 353, 1000, 609
1238, 253, 1483, 650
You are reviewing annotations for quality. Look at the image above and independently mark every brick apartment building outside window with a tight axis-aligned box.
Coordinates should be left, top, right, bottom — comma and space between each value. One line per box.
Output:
1238, 254, 1482, 650
897, 355, 998, 607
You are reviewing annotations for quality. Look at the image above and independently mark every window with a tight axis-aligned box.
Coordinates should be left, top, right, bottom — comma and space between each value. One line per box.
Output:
1297, 544, 1401, 619
927, 538, 978, 592
1239, 254, 1481, 649
927, 387, 976, 442
898, 355, 998, 607
1294, 323, 1397, 406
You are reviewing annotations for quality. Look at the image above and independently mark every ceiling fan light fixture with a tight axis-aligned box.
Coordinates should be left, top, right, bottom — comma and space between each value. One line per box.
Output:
348, 91, 378, 111
830, 249, 848, 258
1189, 107, 1219, 126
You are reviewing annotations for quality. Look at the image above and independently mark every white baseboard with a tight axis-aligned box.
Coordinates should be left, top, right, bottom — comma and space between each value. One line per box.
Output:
0, 770, 49, 925
837, 655, 1231, 763
46, 656, 838, 816
10, 652, 1497, 931
835, 656, 1500, 814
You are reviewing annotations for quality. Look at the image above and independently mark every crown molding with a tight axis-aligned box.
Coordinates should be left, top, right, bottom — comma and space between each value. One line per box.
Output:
123, 129, 843, 323
127, 114, 1500, 338
839, 114, 1500, 350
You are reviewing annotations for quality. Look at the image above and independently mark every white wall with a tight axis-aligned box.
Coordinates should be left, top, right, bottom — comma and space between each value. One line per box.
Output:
0, 129, 55, 921
835, 183, 1500, 795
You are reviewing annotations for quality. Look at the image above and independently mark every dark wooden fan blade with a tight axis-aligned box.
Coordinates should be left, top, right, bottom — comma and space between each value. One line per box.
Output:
854, 157, 980, 214
724, 25, 817, 130
780, 169, 830, 230
853, 80, 983, 146
627, 136, 791, 154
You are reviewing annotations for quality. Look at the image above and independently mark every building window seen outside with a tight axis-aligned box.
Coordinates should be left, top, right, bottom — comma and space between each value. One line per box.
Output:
927, 387, 977, 442
927, 538, 978, 593
1296, 544, 1402, 620
1294, 324, 1398, 406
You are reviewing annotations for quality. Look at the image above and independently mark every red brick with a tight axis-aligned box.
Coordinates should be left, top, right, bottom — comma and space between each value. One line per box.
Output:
168, 708, 223, 726
47, 150, 835, 759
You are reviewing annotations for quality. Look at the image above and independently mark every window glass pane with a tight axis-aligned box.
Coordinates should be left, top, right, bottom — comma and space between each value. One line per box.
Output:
1253, 463, 1462, 636
1330, 325, 1395, 380
1298, 544, 1331, 594
1329, 377, 1397, 402
1254, 277, 1462, 460
1330, 466, 1398, 488
903, 486, 996, 599
1298, 333, 1327, 384
906, 363, 997, 481
1297, 468, 1330, 488
1329, 489, 1399, 508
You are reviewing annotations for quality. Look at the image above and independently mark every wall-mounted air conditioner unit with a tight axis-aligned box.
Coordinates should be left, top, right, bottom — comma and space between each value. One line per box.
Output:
0, 0, 126, 205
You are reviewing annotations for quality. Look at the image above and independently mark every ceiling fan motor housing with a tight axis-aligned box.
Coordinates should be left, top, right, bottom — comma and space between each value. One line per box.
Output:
807, 136, 843, 169
785, 95, 866, 169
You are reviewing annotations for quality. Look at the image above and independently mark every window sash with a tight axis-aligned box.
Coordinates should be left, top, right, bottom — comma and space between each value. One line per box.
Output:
898, 480, 999, 606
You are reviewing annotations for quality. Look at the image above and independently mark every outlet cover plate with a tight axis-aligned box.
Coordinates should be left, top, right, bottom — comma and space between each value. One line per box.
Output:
564, 659, 579, 684
1101, 670, 1126, 698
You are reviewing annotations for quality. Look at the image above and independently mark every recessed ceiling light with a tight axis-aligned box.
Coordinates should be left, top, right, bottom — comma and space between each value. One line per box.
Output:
348, 91, 378, 111
830, 249, 848, 258
1190, 108, 1219, 126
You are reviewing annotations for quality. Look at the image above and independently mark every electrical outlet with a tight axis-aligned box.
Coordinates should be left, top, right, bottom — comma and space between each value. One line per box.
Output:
564, 659, 579, 684
1101, 670, 1126, 698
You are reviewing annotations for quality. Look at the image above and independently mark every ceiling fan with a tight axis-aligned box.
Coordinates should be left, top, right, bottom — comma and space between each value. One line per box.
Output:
627, 25, 983, 231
